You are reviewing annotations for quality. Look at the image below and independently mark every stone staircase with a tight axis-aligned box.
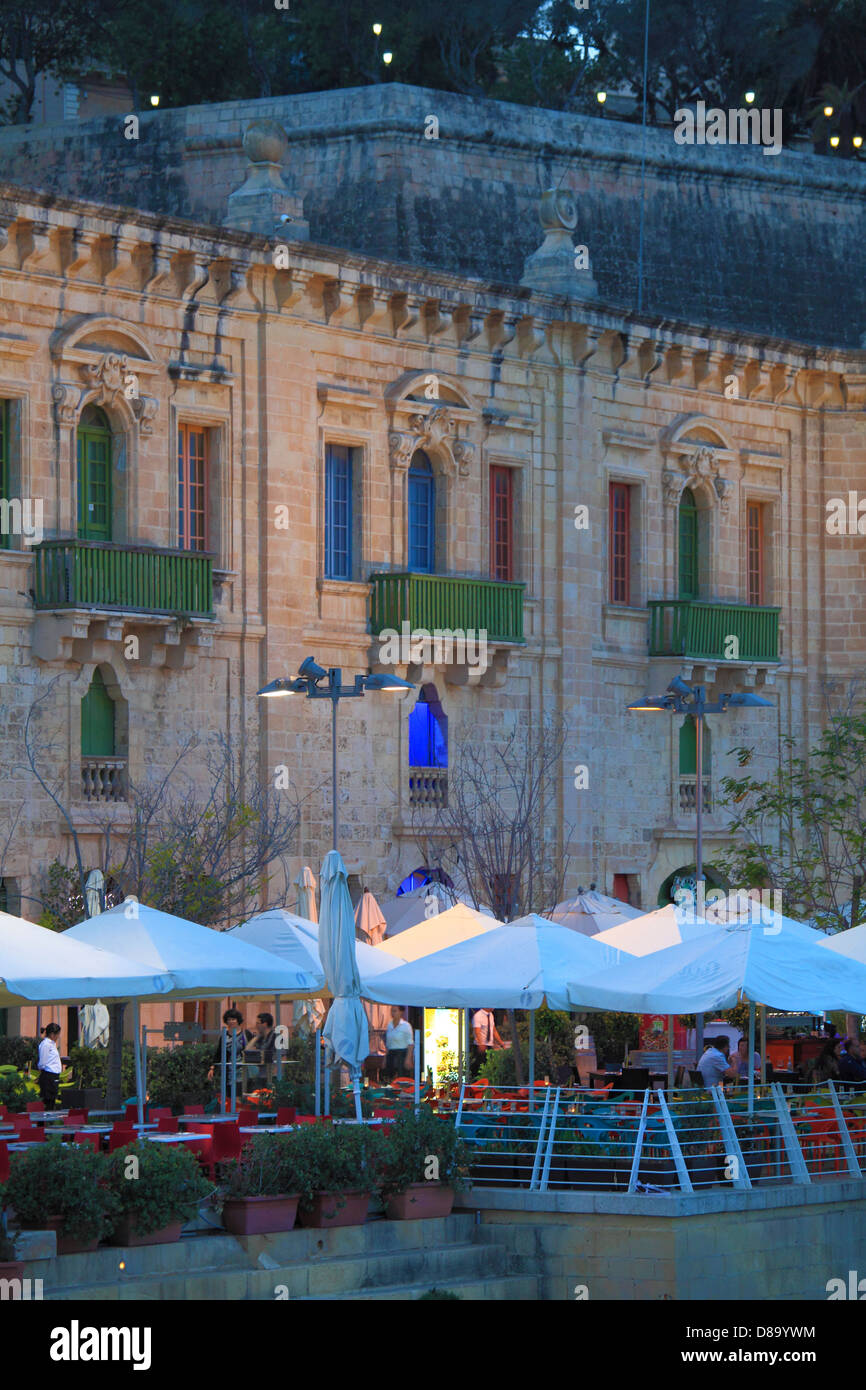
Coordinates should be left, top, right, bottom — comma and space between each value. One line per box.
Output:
28, 1214, 537, 1301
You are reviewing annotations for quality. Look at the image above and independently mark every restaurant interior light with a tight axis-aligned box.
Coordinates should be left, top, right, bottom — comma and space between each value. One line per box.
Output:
383, 51, 393, 64
597, 91, 607, 104
854, 136, 863, 148
830, 135, 840, 147
745, 91, 755, 105
150, 95, 160, 107
372, 22, 382, 34
824, 105, 834, 118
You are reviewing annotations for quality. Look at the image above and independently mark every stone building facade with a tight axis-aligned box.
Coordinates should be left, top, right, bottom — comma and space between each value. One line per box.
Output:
0, 86, 865, 1044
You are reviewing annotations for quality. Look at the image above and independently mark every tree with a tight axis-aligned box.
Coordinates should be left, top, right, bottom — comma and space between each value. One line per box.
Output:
20, 678, 303, 1105
0, 0, 104, 124
717, 686, 866, 934
411, 713, 571, 1085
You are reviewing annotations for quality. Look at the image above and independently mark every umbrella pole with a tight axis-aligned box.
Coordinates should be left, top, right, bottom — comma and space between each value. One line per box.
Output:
314, 1028, 321, 1117
414, 1029, 420, 1115
220, 1028, 227, 1115
464, 1008, 471, 1082
324, 1052, 331, 1116
667, 1015, 674, 1091
529, 1010, 535, 1112
760, 1003, 767, 1085
747, 999, 756, 1117
275, 995, 282, 1082
353, 1070, 362, 1123
132, 1001, 145, 1126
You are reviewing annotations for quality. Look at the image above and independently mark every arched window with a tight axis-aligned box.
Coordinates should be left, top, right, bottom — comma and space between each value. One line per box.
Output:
408, 450, 435, 573
81, 668, 116, 757
408, 684, 448, 769
396, 867, 454, 896
77, 405, 112, 541
678, 487, 699, 599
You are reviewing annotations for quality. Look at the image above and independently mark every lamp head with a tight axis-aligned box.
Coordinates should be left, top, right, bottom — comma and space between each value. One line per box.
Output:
365, 672, 414, 693
725, 692, 773, 708
257, 677, 305, 697
667, 675, 693, 699
627, 697, 671, 712
298, 656, 327, 683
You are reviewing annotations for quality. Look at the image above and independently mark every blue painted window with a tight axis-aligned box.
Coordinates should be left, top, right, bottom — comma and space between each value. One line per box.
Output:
325, 444, 353, 579
408, 450, 435, 572
408, 685, 448, 768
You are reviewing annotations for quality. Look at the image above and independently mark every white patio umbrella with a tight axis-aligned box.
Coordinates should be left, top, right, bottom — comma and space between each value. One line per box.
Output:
361, 916, 623, 1010
593, 902, 717, 955
319, 850, 368, 1121
380, 880, 457, 936
295, 867, 318, 923
375, 901, 501, 962
231, 907, 401, 991
550, 887, 643, 936
68, 900, 324, 1120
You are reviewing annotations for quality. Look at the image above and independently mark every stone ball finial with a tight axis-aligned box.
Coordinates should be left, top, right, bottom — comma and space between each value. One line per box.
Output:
539, 188, 578, 231
242, 119, 288, 166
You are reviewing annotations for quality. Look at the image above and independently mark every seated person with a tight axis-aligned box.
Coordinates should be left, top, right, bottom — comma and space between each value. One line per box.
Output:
734, 1036, 762, 1079
838, 1037, 866, 1084
697, 1036, 738, 1089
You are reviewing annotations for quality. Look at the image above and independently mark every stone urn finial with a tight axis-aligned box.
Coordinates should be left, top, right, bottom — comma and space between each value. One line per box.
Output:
520, 187, 598, 299
225, 118, 309, 239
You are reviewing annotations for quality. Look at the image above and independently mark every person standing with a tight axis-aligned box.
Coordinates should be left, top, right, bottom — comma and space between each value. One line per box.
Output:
245, 1012, 277, 1092
208, 1008, 253, 1098
384, 1006, 414, 1079
472, 1007, 507, 1071
37, 1023, 63, 1110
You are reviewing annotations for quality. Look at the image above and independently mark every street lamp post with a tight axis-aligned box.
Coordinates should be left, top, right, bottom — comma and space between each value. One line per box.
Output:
258, 656, 413, 850
628, 675, 773, 1071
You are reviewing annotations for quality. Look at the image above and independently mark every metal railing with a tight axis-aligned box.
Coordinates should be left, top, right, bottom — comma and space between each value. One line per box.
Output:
454, 1081, 866, 1193
369, 571, 525, 644
33, 539, 214, 618
647, 599, 780, 663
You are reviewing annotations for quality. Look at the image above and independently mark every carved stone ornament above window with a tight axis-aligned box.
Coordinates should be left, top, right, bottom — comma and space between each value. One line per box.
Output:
664, 445, 733, 514
388, 406, 473, 477
80, 352, 130, 403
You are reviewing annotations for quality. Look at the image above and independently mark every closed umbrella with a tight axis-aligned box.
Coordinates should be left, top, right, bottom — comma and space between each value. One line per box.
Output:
295, 867, 318, 923
319, 851, 368, 1121
356, 890, 390, 1067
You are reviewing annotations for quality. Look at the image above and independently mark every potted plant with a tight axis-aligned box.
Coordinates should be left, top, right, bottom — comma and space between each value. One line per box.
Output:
292, 1122, 382, 1228
222, 1133, 313, 1235
0, 1229, 23, 1282
380, 1111, 470, 1219
2, 1142, 119, 1254
105, 1140, 212, 1246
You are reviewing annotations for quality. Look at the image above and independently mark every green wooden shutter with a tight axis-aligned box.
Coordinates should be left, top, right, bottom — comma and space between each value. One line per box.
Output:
678, 488, 699, 599
81, 670, 116, 756
678, 716, 710, 775
77, 413, 112, 541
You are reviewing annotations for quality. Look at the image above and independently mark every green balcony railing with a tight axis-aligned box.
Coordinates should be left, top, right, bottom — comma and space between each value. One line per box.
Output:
647, 599, 780, 663
33, 539, 214, 618
369, 572, 525, 643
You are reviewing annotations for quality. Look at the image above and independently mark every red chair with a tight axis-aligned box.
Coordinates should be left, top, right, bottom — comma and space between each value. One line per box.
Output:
26, 1101, 45, 1113
295, 1115, 318, 1124
183, 1105, 206, 1116
0, 1141, 9, 1182
18, 1126, 45, 1142
372, 1108, 397, 1120
67, 1109, 88, 1124
125, 1104, 139, 1120
277, 1107, 296, 1126
73, 1131, 101, 1152
210, 1123, 242, 1173
148, 1108, 172, 1121
10, 1113, 30, 1133
108, 1125, 136, 1153
237, 1108, 257, 1129
157, 1116, 180, 1133
0, 1105, 8, 1119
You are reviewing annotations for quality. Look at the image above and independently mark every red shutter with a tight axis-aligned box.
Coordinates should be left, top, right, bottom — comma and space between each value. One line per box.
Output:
609, 483, 630, 604
490, 466, 513, 581
612, 873, 631, 905
747, 502, 763, 605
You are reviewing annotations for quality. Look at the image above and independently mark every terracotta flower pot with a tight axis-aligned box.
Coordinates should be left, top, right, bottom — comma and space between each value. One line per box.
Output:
41, 1218, 100, 1255
222, 1194, 299, 1236
112, 1217, 183, 1247
385, 1182, 455, 1220
297, 1190, 370, 1228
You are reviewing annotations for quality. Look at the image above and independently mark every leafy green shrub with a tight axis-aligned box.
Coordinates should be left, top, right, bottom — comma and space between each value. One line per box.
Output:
146, 1044, 212, 1110
223, 1133, 316, 1204
380, 1110, 470, 1196
104, 1140, 212, 1236
2, 1142, 119, 1244
419, 1288, 461, 1300
68, 1043, 136, 1096
288, 1122, 385, 1202
0, 1037, 38, 1070
0, 1071, 32, 1111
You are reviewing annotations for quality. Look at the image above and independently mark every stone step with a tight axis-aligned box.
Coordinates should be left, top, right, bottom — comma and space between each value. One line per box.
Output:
302, 1274, 539, 1301
44, 1236, 513, 1301
26, 1211, 481, 1293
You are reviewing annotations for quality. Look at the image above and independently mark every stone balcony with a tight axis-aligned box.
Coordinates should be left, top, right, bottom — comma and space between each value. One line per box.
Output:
647, 598, 781, 688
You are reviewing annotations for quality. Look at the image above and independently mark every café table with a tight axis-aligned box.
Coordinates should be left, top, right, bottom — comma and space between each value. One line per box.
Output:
143, 1133, 203, 1145
238, 1125, 295, 1134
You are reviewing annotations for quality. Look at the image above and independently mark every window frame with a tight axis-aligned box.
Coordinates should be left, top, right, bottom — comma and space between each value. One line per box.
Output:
678, 487, 699, 600
177, 422, 209, 552
0, 399, 8, 551
407, 450, 436, 574
747, 500, 764, 606
609, 481, 631, 604
490, 464, 514, 582
77, 406, 113, 542
324, 442, 354, 581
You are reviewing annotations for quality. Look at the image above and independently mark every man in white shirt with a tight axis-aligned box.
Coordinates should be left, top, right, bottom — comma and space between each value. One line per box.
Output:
384, 1006, 414, 1079
698, 1037, 738, 1089
37, 1022, 63, 1110
472, 1008, 507, 1071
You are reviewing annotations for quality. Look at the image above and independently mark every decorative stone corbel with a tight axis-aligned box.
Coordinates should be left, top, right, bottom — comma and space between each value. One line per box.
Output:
131, 394, 158, 434
52, 381, 84, 427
